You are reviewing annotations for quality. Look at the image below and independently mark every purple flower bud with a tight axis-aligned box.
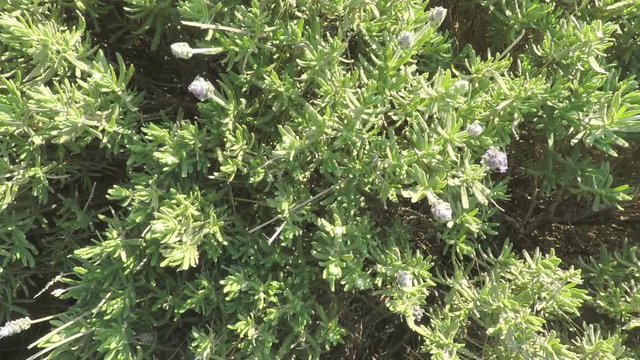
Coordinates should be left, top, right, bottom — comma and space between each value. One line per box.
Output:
482, 148, 508, 173
428, 7, 447, 28
466, 122, 483, 137
431, 201, 452, 222
396, 271, 413, 289
398, 31, 414, 49
188, 76, 215, 101
413, 307, 425, 321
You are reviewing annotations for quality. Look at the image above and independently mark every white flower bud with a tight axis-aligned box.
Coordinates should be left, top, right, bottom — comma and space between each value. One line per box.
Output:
397, 31, 414, 49
466, 122, 484, 136
171, 42, 194, 59
0, 317, 31, 339
482, 148, 509, 173
431, 201, 453, 222
50, 288, 66, 297
428, 7, 447, 28
413, 307, 425, 321
396, 271, 413, 289
188, 76, 215, 102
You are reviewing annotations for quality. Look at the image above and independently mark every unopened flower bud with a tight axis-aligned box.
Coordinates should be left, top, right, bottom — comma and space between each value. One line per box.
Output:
0, 317, 31, 339
50, 288, 66, 297
396, 271, 413, 289
466, 122, 484, 136
398, 31, 414, 49
482, 148, 508, 173
413, 307, 425, 321
428, 6, 447, 28
188, 76, 215, 102
171, 42, 193, 59
432, 201, 452, 222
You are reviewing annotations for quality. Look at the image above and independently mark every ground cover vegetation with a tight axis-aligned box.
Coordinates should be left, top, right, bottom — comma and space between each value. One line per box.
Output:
0, 0, 639, 358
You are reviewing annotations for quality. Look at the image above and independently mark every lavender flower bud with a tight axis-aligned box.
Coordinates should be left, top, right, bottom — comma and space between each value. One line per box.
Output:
396, 271, 413, 289
171, 42, 194, 59
188, 76, 215, 102
431, 201, 452, 222
482, 148, 508, 173
397, 31, 414, 49
466, 122, 484, 137
428, 6, 447, 28
413, 307, 425, 321
0, 317, 31, 339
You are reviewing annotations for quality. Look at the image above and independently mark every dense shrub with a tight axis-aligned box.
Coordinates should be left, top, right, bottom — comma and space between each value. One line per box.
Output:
0, 0, 639, 359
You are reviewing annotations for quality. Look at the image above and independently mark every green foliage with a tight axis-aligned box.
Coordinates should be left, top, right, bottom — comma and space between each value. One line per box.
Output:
419, 244, 595, 359
472, 0, 640, 211
123, 0, 178, 50
0, 3, 140, 321
475, 0, 560, 45
578, 244, 640, 326
572, 0, 640, 76
0, 0, 639, 359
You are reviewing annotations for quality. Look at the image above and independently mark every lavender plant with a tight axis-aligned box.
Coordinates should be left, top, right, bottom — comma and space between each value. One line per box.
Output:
0, 1, 140, 322
0, 0, 639, 359
416, 244, 626, 359
578, 244, 640, 329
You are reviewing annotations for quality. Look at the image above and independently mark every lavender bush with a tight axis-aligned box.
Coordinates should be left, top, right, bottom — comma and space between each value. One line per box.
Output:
0, 0, 639, 359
